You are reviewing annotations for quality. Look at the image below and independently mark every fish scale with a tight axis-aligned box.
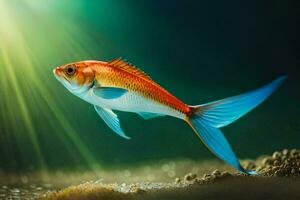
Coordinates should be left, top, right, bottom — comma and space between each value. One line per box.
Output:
93, 62, 190, 114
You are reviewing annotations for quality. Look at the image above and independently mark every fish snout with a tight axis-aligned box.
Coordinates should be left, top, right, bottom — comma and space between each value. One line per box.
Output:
53, 67, 63, 77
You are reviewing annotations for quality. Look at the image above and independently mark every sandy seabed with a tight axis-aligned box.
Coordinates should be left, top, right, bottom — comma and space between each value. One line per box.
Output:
1, 149, 300, 200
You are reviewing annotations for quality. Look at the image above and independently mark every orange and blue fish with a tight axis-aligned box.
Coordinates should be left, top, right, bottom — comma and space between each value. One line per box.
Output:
53, 58, 286, 174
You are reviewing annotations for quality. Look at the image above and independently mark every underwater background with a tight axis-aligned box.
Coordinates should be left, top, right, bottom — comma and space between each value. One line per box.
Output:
0, 0, 299, 173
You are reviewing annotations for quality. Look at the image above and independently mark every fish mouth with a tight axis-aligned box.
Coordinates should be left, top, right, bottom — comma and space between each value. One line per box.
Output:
53, 67, 71, 87
53, 67, 60, 79
53, 67, 82, 92
53, 67, 63, 77
53, 66, 91, 93
53, 68, 61, 82
53, 67, 69, 82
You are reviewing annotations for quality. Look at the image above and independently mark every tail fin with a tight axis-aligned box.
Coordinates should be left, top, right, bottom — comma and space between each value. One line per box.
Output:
186, 76, 286, 174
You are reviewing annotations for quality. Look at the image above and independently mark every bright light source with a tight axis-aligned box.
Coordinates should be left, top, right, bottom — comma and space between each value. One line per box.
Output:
0, 0, 102, 173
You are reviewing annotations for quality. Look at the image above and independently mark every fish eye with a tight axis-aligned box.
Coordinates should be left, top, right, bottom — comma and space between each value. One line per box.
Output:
65, 65, 76, 76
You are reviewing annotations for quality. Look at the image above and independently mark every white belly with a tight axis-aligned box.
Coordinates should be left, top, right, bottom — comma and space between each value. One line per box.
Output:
76, 89, 185, 119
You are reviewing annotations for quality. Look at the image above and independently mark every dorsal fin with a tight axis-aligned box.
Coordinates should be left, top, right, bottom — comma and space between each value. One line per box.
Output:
108, 58, 152, 80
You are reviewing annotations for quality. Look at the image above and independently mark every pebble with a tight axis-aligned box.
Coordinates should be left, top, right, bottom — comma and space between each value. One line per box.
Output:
259, 149, 300, 176
212, 169, 221, 176
184, 173, 197, 181
179, 149, 300, 186
174, 178, 181, 184
272, 151, 281, 159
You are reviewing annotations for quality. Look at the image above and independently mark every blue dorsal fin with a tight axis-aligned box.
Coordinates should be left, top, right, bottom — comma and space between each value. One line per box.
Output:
93, 87, 128, 99
138, 112, 166, 120
94, 105, 130, 139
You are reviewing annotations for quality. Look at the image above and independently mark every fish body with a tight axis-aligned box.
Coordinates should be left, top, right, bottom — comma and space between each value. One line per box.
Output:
54, 58, 286, 175
92, 61, 187, 118
55, 59, 188, 119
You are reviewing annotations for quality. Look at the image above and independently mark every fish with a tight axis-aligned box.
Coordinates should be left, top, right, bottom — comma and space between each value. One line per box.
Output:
53, 58, 286, 175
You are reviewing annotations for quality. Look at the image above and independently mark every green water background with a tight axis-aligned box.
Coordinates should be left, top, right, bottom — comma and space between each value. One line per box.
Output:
0, 0, 299, 172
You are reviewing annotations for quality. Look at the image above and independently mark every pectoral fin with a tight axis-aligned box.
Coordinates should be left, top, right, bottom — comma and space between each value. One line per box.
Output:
93, 87, 128, 99
94, 105, 130, 139
138, 112, 165, 120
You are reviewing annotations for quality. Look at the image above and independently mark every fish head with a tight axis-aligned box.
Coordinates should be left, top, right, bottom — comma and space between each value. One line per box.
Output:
53, 61, 95, 94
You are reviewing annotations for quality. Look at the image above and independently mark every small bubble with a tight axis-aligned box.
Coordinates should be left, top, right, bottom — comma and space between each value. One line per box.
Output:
20, 176, 28, 184
147, 174, 155, 181
167, 170, 176, 178
161, 164, 170, 172
124, 170, 131, 177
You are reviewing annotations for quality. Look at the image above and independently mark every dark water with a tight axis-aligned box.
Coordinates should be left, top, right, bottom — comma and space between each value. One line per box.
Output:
0, 0, 299, 174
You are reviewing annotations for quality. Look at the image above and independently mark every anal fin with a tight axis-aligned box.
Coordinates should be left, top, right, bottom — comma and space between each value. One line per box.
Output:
138, 112, 165, 120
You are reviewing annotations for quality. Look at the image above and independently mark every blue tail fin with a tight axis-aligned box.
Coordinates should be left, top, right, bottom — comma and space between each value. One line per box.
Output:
187, 76, 286, 174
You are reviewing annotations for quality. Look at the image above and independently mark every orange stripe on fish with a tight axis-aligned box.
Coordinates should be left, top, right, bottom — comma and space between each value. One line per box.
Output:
90, 58, 191, 114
